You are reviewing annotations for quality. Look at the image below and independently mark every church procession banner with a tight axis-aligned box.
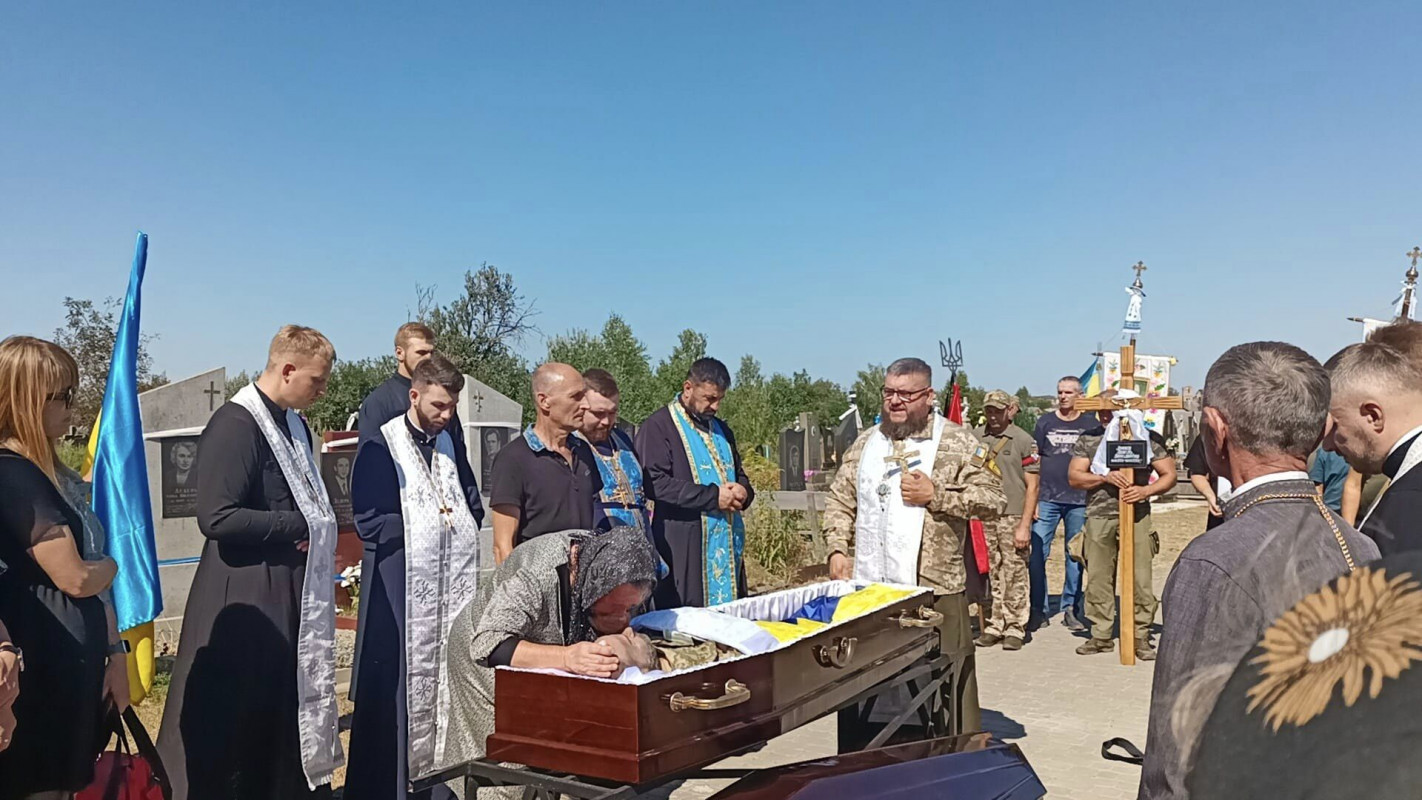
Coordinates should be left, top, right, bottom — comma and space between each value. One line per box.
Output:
1101, 352, 1173, 433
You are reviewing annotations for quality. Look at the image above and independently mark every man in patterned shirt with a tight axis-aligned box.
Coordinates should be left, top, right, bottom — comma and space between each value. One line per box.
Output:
824, 357, 1007, 734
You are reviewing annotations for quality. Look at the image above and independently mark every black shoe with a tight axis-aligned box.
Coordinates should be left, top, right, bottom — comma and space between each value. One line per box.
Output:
1003, 636, 1024, 651
1063, 610, 1087, 632
1029, 615, 1051, 631
975, 633, 1003, 648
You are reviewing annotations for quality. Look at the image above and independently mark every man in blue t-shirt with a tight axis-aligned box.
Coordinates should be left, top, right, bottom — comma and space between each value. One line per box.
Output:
1309, 446, 1350, 513
1029, 375, 1098, 631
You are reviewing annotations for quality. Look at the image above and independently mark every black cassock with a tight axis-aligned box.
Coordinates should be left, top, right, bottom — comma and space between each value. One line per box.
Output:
345, 417, 483, 800
1362, 431, 1422, 556
350, 373, 466, 698
157, 387, 328, 800
634, 403, 755, 608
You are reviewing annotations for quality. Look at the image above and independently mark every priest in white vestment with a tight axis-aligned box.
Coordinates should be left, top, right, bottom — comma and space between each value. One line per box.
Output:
347, 354, 484, 800
823, 357, 1007, 736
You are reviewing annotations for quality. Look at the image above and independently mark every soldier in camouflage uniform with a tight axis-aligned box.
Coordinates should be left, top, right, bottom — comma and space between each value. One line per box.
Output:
972, 391, 1040, 651
823, 358, 1007, 735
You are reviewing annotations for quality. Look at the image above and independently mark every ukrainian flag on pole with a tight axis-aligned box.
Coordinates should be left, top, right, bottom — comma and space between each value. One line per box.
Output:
84, 232, 162, 704
1080, 359, 1102, 398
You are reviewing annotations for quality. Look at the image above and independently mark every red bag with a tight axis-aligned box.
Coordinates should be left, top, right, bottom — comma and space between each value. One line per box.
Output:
77, 708, 171, 800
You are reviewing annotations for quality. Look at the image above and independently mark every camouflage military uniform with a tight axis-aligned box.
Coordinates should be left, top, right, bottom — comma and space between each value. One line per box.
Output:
974, 424, 1039, 642
824, 413, 1007, 733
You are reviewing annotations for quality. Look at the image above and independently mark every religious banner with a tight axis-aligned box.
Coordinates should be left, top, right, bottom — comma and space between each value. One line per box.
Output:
1101, 353, 1174, 433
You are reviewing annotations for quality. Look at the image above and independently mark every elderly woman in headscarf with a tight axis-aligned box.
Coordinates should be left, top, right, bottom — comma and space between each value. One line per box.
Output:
442, 526, 658, 785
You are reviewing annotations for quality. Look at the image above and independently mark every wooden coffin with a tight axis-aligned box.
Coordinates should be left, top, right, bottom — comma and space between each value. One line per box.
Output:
486, 582, 942, 785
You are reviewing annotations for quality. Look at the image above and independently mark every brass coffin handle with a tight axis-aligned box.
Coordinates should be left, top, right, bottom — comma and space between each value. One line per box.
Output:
814, 636, 858, 669
895, 607, 944, 628
667, 679, 751, 712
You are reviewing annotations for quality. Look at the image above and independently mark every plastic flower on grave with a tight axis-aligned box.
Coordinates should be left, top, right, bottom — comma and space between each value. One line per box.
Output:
338, 564, 361, 589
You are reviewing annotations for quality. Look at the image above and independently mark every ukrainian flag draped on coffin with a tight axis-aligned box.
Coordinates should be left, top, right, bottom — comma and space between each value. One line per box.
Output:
84, 232, 162, 704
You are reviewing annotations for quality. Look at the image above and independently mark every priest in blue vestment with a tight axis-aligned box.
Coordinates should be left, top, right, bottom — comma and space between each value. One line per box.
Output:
347, 355, 483, 800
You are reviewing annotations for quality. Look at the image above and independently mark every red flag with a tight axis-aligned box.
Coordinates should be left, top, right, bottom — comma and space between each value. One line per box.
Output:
947, 383, 964, 424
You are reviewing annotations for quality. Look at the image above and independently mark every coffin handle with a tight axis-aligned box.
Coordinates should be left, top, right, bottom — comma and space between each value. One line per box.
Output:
895, 607, 944, 628
814, 636, 858, 669
667, 679, 752, 712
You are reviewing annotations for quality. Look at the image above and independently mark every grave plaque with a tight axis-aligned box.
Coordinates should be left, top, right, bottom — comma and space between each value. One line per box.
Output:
833, 408, 861, 466
159, 436, 201, 518
457, 375, 523, 498
320, 436, 357, 531
477, 426, 512, 489
779, 427, 807, 492
140, 368, 224, 642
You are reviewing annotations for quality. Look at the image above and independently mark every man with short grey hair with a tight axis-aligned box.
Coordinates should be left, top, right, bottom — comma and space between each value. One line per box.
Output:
1324, 334, 1422, 555
1138, 342, 1378, 800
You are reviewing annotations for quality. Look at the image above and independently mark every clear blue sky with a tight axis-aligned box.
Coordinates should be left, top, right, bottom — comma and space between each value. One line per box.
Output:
4, 2, 1419, 396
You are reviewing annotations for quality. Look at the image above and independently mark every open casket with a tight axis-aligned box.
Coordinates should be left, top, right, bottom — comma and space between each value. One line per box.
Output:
485, 581, 943, 785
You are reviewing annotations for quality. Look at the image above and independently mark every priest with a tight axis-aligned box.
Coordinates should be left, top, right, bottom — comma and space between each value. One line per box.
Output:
351, 322, 464, 697
1139, 342, 1378, 800
823, 357, 1006, 735
1323, 331, 1422, 555
577, 368, 650, 534
157, 326, 344, 800
635, 357, 754, 607
346, 354, 483, 800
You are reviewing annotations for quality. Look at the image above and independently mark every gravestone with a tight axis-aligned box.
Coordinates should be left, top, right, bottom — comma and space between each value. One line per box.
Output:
141, 368, 224, 643
798, 412, 829, 489
833, 407, 861, 467
318, 430, 363, 621
779, 426, 807, 492
458, 376, 522, 577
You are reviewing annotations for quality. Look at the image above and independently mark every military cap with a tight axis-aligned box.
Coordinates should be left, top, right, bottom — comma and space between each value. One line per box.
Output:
983, 390, 1014, 409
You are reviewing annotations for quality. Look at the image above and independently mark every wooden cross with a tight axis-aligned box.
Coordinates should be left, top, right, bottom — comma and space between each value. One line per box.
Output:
204, 380, 222, 411
1076, 294, 1183, 666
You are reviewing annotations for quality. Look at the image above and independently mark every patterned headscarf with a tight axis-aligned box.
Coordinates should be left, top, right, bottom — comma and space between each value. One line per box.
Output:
567, 526, 657, 644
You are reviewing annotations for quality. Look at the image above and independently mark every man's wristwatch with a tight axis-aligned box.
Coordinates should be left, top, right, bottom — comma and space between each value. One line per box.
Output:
0, 643, 23, 673
107, 640, 132, 658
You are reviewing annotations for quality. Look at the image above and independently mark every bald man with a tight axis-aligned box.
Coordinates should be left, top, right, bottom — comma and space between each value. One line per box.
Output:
488, 363, 603, 564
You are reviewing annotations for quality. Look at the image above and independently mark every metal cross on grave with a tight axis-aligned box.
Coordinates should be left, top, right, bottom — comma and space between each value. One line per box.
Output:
204, 380, 222, 411
468, 388, 486, 414
1075, 264, 1183, 666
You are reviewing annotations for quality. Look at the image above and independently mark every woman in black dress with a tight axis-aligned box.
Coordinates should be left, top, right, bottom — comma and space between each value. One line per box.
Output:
0, 336, 129, 799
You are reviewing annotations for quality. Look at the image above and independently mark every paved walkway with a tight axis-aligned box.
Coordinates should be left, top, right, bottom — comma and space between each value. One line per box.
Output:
658, 503, 1202, 799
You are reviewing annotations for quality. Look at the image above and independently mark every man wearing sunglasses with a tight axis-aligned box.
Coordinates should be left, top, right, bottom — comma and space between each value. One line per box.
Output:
823, 357, 1007, 734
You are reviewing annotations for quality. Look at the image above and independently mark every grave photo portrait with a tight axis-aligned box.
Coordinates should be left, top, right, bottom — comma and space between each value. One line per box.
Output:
479, 426, 512, 488
321, 451, 356, 529
161, 436, 201, 518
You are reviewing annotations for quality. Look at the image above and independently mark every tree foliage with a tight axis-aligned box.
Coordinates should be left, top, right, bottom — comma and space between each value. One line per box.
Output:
302, 356, 397, 432
547, 314, 657, 422
416, 263, 536, 423
651, 329, 708, 405
52, 297, 167, 435
852, 364, 885, 428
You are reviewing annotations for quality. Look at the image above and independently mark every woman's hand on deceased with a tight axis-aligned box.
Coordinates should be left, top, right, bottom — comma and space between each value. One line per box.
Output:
564, 641, 620, 678
596, 629, 655, 671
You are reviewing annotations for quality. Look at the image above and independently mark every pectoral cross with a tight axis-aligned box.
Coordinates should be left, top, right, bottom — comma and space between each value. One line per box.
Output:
1075, 265, 1184, 667
884, 442, 919, 477
610, 483, 631, 505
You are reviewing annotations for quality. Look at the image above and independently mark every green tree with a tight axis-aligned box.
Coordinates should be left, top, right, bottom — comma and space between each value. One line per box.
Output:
721, 356, 775, 452
302, 356, 397, 432
852, 364, 885, 427
53, 297, 167, 436
652, 329, 708, 406
416, 263, 536, 422
546, 314, 658, 422
224, 369, 257, 401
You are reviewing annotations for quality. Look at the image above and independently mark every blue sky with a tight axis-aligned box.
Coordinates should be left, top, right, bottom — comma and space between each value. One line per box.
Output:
4, 2, 1419, 396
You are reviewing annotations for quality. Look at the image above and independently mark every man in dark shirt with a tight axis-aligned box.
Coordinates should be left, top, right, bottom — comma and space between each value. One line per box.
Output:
488, 363, 602, 564
1029, 375, 1097, 630
1183, 435, 1226, 531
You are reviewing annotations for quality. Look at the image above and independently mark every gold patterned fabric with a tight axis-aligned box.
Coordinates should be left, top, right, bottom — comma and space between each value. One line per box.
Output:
824, 416, 1007, 595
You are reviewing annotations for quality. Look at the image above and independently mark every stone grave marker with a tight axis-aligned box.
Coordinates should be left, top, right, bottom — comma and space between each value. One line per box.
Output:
779, 426, 807, 492
459, 376, 522, 576
141, 368, 224, 642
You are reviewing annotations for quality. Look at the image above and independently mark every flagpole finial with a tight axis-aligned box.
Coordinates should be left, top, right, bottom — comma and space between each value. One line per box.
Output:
1407, 246, 1420, 282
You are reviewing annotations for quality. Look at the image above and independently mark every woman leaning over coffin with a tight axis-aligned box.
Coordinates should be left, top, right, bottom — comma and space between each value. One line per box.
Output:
443, 526, 658, 776
0, 336, 129, 800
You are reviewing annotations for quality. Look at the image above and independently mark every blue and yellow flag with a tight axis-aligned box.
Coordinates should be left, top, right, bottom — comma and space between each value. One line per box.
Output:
1080, 359, 1102, 398
85, 232, 162, 703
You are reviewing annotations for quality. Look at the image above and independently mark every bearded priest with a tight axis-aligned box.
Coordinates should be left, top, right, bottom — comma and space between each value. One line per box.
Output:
346, 354, 484, 800
823, 357, 1006, 735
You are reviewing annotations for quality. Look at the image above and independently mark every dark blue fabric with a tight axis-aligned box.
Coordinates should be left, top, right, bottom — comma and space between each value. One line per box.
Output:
784, 595, 840, 624
1033, 412, 1098, 505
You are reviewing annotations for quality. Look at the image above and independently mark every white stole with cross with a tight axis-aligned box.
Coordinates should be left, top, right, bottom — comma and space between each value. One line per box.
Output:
231, 384, 344, 788
379, 415, 482, 778
853, 415, 947, 585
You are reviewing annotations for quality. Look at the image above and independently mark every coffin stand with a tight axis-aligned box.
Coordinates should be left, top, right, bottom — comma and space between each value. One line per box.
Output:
414, 581, 974, 799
